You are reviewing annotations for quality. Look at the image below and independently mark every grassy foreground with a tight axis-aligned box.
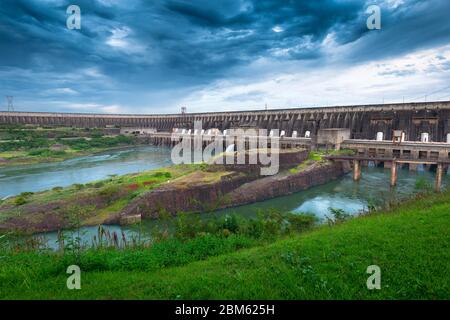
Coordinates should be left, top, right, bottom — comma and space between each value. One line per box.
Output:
0, 190, 449, 300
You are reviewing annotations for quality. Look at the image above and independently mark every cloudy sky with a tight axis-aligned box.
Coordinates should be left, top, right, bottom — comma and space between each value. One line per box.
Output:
1, 0, 450, 114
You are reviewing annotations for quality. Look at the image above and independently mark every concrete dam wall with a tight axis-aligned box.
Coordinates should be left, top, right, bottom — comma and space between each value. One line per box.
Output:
1, 101, 450, 142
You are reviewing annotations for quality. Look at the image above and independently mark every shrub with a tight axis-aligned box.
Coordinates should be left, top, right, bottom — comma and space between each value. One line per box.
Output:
62, 135, 134, 151
14, 196, 27, 206
308, 152, 323, 161
93, 182, 104, 188
221, 214, 239, 233
74, 184, 84, 190
289, 168, 299, 174
52, 186, 63, 192
286, 213, 317, 232
28, 149, 48, 156
222, 229, 231, 238
51, 150, 66, 156
153, 171, 172, 179
326, 207, 352, 225
28, 149, 66, 157
98, 185, 121, 203
174, 213, 204, 240
238, 210, 286, 239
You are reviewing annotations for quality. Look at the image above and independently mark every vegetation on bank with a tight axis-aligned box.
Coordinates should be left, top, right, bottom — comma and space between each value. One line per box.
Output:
0, 150, 333, 233
288, 150, 355, 174
0, 188, 448, 299
0, 125, 136, 166
0, 165, 212, 232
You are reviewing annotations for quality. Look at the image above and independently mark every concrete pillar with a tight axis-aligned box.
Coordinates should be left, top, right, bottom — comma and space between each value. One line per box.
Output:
390, 161, 398, 187
435, 163, 443, 192
353, 160, 361, 181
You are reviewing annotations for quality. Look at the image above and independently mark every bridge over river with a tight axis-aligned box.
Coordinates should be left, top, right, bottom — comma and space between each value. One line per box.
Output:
327, 139, 450, 192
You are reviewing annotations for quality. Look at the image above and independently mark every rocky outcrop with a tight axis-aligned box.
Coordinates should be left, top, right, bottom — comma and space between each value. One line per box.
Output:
120, 160, 351, 223
228, 161, 351, 206
209, 149, 309, 174
120, 171, 254, 220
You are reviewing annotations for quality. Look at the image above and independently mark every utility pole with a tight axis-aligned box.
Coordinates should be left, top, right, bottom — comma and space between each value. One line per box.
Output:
6, 96, 14, 111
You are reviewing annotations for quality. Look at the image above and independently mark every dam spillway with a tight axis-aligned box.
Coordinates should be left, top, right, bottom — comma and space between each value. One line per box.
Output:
1, 101, 450, 142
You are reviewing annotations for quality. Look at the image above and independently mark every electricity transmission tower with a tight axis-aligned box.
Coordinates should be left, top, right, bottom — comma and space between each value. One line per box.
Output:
6, 96, 14, 111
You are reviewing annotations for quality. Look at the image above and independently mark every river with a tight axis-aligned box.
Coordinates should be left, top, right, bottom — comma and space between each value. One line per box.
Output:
1, 147, 447, 249
0, 146, 172, 199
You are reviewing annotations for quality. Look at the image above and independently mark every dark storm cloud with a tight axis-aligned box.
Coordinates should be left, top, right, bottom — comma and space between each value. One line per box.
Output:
344, 0, 450, 63
0, 0, 366, 82
0, 0, 119, 69
0, 0, 449, 112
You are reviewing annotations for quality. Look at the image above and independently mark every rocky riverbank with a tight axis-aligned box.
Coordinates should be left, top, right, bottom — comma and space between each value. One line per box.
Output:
0, 149, 350, 233
120, 160, 350, 222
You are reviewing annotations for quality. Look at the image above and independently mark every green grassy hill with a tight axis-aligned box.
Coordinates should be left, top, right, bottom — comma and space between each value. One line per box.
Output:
1, 190, 449, 300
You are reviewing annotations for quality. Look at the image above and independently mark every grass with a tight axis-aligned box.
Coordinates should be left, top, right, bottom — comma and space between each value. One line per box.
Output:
0, 189, 448, 299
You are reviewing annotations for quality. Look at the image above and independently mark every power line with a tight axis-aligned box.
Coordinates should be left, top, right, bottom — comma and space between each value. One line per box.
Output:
435, 93, 450, 101
409, 85, 450, 102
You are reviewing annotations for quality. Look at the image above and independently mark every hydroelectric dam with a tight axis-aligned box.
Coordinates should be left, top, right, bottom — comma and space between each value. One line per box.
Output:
1, 101, 450, 142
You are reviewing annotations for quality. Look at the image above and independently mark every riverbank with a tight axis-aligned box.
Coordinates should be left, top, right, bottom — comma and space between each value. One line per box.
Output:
0, 165, 198, 233
1, 189, 448, 299
0, 150, 349, 233
0, 145, 143, 167
120, 158, 349, 221
0, 140, 140, 168
0, 125, 137, 167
